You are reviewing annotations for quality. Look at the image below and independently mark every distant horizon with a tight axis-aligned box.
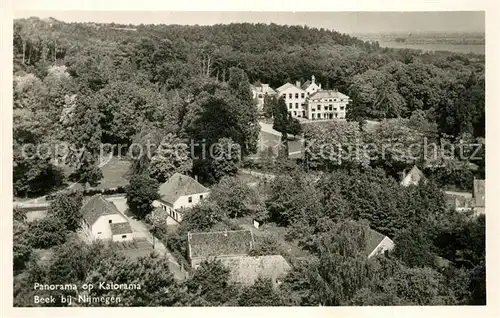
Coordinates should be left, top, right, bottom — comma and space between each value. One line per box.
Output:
14, 11, 485, 34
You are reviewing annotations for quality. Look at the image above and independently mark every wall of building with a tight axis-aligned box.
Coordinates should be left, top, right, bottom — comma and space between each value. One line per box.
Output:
173, 192, 210, 211
91, 214, 128, 241
278, 87, 307, 118
306, 99, 348, 120
112, 233, 134, 242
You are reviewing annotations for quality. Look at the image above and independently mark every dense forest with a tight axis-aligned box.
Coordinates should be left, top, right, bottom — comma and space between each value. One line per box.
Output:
13, 17, 485, 307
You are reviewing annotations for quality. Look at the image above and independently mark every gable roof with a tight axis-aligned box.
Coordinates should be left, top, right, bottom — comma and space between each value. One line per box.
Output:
252, 83, 277, 95
276, 82, 303, 92
188, 229, 254, 259
401, 165, 426, 187
365, 229, 387, 257
219, 255, 291, 285
301, 80, 311, 90
158, 173, 209, 205
110, 222, 133, 235
473, 179, 485, 207
81, 195, 122, 225
309, 90, 350, 100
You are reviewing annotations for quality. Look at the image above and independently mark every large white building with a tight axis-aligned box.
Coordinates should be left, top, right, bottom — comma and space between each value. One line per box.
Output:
276, 81, 308, 118
275, 75, 350, 121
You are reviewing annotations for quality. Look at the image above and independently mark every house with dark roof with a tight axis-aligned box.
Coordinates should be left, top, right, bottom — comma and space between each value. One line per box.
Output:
401, 165, 427, 187
473, 179, 485, 215
81, 195, 133, 242
187, 229, 255, 268
366, 229, 395, 258
187, 229, 290, 286
153, 173, 210, 225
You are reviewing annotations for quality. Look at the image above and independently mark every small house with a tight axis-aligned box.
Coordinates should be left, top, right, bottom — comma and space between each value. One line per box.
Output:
401, 165, 426, 187
81, 195, 133, 242
366, 228, 395, 258
153, 173, 210, 225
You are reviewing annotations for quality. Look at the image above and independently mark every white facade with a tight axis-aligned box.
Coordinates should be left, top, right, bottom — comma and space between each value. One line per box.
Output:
154, 191, 210, 224
112, 233, 133, 242
368, 236, 395, 258
83, 214, 129, 241
303, 75, 321, 96
306, 91, 349, 120
277, 82, 307, 118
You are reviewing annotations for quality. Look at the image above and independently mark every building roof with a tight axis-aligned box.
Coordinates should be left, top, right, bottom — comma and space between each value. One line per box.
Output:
188, 229, 254, 259
252, 83, 277, 95
309, 90, 350, 100
158, 173, 209, 205
219, 255, 291, 285
301, 80, 312, 90
473, 179, 485, 207
445, 191, 474, 209
365, 229, 387, 257
110, 222, 133, 235
81, 195, 122, 225
276, 82, 303, 92
401, 165, 426, 187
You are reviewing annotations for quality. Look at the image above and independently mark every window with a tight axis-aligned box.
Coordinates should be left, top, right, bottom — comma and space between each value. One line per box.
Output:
334, 99, 337, 101
258, 94, 263, 98
289, 103, 292, 108
329, 106, 332, 111
109, 220, 112, 224
340, 106, 345, 110
163, 205, 166, 211
312, 114, 315, 119
295, 93, 299, 99
121, 235, 127, 239
301, 93, 305, 98
188, 196, 192, 203
295, 103, 298, 108
317, 105, 321, 111
293, 111, 297, 116
288, 93, 292, 99
200, 195, 203, 199
97, 232, 102, 234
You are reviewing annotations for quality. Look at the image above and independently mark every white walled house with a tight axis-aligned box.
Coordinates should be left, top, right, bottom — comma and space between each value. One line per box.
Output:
276, 82, 308, 118
81, 195, 133, 242
306, 90, 350, 120
153, 173, 210, 225
251, 83, 277, 113
366, 229, 395, 258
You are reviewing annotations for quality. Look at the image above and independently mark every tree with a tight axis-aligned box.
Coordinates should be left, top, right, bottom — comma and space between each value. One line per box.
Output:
209, 176, 255, 218
182, 201, 225, 231
13, 221, 32, 271
148, 133, 193, 183
47, 191, 83, 231
210, 137, 242, 181
27, 217, 68, 249
393, 226, 437, 268
13, 207, 27, 223
184, 260, 239, 306
125, 174, 160, 219
238, 277, 284, 306
248, 234, 284, 257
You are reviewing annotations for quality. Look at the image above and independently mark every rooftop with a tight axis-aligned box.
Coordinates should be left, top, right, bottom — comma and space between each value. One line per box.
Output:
188, 229, 254, 259
219, 255, 291, 285
309, 90, 350, 100
158, 173, 209, 206
110, 222, 133, 235
276, 82, 304, 92
401, 165, 426, 187
365, 229, 387, 257
81, 195, 122, 225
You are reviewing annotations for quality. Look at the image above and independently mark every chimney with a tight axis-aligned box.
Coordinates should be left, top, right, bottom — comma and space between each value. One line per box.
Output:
311, 75, 315, 84
262, 83, 269, 90
224, 229, 228, 237
296, 80, 301, 88
194, 175, 198, 181
319, 83, 322, 90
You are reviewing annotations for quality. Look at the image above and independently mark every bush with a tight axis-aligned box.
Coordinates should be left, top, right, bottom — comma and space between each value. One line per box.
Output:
27, 217, 68, 249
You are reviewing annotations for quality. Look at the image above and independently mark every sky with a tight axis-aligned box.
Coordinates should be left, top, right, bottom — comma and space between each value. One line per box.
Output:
14, 11, 485, 34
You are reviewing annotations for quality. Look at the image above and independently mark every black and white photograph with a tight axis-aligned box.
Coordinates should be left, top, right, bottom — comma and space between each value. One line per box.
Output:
5, 4, 493, 312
